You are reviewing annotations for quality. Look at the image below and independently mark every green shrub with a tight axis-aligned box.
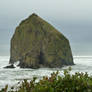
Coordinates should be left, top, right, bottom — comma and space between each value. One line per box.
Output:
1, 67, 92, 92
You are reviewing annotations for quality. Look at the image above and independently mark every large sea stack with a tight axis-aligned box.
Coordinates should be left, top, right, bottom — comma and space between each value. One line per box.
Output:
9, 13, 74, 68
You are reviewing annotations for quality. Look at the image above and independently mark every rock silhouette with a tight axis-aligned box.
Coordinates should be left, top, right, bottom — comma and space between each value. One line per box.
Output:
9, 13, 74, 68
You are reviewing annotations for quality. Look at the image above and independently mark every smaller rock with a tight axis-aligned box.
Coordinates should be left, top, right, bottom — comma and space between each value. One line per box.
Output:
4, 64, 15, 68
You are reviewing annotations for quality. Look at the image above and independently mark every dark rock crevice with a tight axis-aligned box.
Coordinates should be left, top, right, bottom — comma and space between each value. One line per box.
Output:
38, 51, 44, 65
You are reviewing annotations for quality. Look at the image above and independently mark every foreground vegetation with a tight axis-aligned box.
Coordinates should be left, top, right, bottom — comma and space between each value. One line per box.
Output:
1, 67, 92, 92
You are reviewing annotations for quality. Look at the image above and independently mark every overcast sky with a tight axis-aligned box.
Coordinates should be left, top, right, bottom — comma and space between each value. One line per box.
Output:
0, 0, 92, 56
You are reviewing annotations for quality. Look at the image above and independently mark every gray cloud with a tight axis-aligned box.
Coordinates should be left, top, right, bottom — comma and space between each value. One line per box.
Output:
0, 0, 92, 55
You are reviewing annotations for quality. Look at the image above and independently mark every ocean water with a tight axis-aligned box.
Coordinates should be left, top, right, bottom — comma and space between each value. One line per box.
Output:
0, 56, 92, 89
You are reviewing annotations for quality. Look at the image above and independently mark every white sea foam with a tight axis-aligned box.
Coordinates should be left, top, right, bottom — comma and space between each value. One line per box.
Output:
0, 56, 92, 89
73, 55, 92, 58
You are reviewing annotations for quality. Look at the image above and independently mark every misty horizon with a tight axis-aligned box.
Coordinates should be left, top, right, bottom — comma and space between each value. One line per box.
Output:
0, 0, 92, 56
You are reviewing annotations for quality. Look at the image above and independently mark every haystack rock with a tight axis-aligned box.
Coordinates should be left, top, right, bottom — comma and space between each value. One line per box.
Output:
9, 13, 74, 68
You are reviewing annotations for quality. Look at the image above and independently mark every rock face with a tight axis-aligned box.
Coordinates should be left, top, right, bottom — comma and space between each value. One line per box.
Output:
4, 64, 15, 68
9, 13, 74, 68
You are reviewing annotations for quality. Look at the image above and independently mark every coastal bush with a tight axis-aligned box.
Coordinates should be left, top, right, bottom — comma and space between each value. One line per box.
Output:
1, 67, 92, 92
